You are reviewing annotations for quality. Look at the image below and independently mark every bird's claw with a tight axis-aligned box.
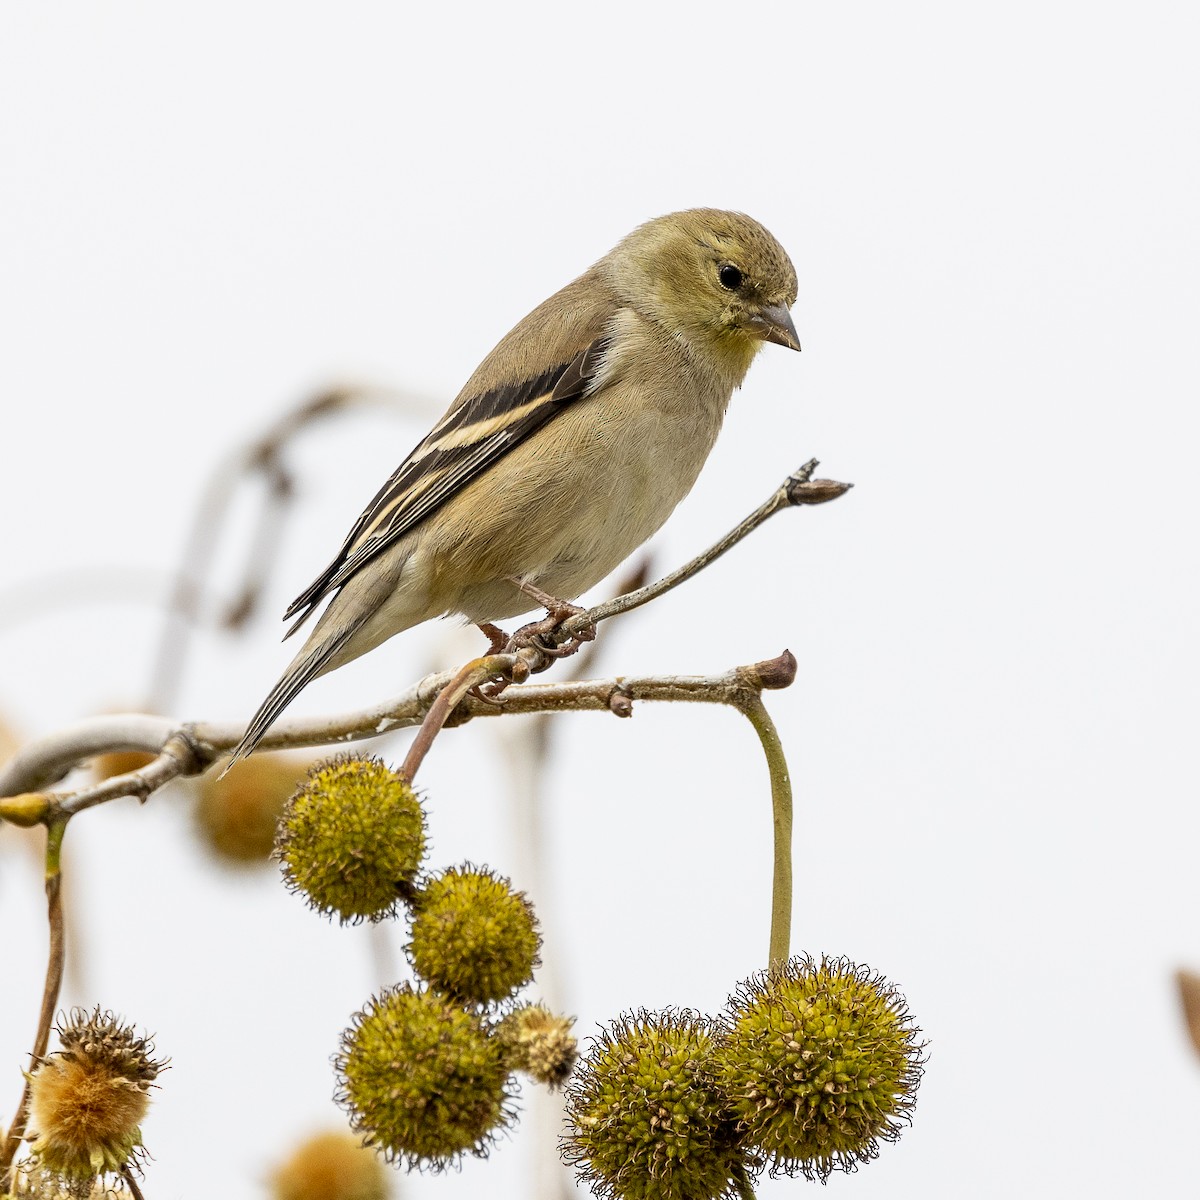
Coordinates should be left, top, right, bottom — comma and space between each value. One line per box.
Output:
529, 633, 576, 658
505, 602, 595, 662
469, 680, 509, 705
476, 622, 510, 656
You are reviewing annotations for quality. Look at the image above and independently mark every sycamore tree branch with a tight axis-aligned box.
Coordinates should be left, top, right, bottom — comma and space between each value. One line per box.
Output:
0, 462, 849, 802
1, 654, 798, 820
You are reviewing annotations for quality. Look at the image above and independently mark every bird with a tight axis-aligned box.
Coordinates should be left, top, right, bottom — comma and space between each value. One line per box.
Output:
225, 208, 800, 769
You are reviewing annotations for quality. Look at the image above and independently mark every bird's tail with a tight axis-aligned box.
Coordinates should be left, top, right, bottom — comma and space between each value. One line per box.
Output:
220, 625, 354, 778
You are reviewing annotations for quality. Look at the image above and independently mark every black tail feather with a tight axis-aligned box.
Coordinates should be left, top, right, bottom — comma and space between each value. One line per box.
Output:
220, 627, 353, 777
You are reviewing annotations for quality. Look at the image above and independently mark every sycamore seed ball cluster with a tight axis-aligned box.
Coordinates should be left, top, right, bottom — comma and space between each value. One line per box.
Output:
273, 754, 572, 1172
718, 956, 924, 1179
563, 1010, 747, 1200
25, 1008, 164, 1185
275, 755, 426, 922
336, 985, 513, 1170
563, 957, 924, 1198
408, 866, 541, 1004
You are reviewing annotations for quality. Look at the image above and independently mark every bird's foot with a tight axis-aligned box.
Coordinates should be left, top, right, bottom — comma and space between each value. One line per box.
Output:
468, 681, 508, 705
503, 580, 596, 661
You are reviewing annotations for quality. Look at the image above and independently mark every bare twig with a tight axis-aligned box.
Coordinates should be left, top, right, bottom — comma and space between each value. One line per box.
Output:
526, 555, 653, 759
561, 460, 851, 638
0, 714, 184, 797
399, 654, 520, 782
0, 819, 67, 1187
120, 1164, 147, 1200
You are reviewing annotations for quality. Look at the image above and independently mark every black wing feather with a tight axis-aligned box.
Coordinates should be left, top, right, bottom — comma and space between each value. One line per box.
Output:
282, 336, 609, 635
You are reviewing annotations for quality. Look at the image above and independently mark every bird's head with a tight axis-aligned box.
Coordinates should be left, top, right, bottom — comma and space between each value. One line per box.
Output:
603, 209, 800, 377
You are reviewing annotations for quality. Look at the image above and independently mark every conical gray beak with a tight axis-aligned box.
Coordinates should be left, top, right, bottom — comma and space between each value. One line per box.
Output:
746, 303, 801, 351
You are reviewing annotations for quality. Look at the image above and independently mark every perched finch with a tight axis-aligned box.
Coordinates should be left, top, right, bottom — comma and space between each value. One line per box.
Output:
228, 208, 800, 767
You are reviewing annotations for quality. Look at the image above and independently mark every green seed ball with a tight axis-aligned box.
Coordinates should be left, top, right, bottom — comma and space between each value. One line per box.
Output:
275, 756, 426, 923
408, 866, 540, 1003
716, 955, 925, 1181
336, 984, 513, 1170
562, 1009, 750, 1200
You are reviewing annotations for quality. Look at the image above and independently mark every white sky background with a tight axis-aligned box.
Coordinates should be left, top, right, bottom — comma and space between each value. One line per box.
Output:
1, 2, 1198, 1196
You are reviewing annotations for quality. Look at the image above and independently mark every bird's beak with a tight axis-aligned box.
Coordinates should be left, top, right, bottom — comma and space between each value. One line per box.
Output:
746, 303, 801, 351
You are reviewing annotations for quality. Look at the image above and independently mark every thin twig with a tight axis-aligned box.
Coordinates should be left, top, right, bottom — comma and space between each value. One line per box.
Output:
0, 819, 68, 1187
734, 693, 794, 968
562, 461, 851, 638
399, 655, 515, 782
216, 455, 293, 630
120, 1164, 147, 1200
0, 714, 186, 796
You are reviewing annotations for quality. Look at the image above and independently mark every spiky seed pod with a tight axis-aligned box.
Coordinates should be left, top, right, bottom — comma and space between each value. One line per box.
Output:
407, 865, 540, 1004
496, 1004, 577, 1088
25, 1008, 164, 1182
196, 753, 308, 865
271, 1129, 391, 1200
562, 1008, 751, 1200
715, 955, 925, 1181
275, 755, 426, 923
336, 983, 515, 1171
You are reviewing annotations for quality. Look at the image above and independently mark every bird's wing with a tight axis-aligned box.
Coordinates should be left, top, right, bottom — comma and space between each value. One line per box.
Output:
282, 271, 619, 635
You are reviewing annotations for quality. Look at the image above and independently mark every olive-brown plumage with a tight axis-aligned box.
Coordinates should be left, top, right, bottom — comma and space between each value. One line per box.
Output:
228, 209, 799, 768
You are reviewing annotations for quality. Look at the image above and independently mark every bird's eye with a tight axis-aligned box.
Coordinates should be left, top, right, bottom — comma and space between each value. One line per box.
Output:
718, 264, 744, 290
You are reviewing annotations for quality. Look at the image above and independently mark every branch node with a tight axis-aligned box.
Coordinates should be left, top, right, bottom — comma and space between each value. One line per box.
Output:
787, 476, 854, 506
607, 685, 634, 719
786, 458, 820, 491
0, 792, 50, 827
162, 729, 204, 778
745, 650, 799, 692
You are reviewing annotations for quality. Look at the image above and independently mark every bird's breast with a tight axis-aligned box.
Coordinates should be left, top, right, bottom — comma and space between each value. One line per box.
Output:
433, 315, 735, 623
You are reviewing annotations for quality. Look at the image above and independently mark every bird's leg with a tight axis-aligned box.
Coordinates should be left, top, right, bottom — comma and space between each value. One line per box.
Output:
476, 622, 509, 655
504, 577, 597, 659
